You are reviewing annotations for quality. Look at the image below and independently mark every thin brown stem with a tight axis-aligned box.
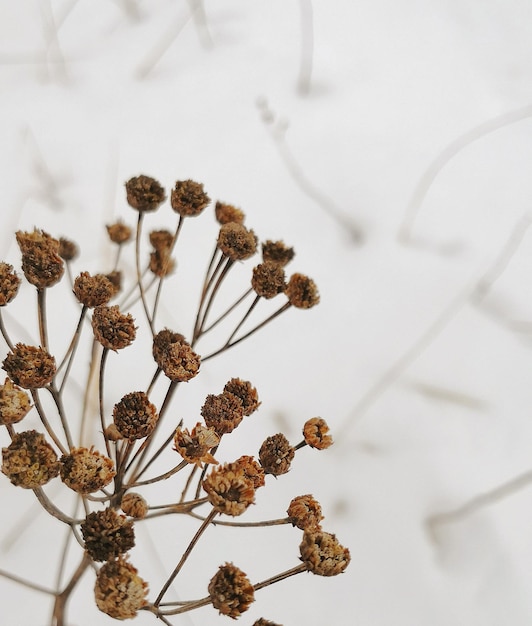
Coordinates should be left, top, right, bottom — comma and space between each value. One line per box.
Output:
51, 552, 91, 626
57, 305, 87, 390
37, 287, 49, 350
135, 212, 155, 336
0, 568, 56, 595
31, 389, 68, 455
151, 216, 184, 324
127, 459, 188, 488
253, 563, 307, 591
0, 308, 15, 351
201, 287, 253, 335
98, 348, 111, 457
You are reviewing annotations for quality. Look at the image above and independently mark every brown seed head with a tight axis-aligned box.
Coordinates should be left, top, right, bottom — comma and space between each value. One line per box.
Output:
60, 447, 115, 494
95, 558, 148, 619
0, 263, 21, 306
299, 530, 351, 576
58, 237, 79, 262
73, 272, 115, 308
2, 343, 56, 389
104, 423, 123, 442
81, 508, 135, 562
92, 305, 136, 350
253, 620, 283, 626
113, 391, 158, 440
251, 262, 286, 299
208, 563, 255, 618
0, 378, 32, 425
16, 229, 64, 289
170, 179, 210, 217
173, 423, 219, 467
201, 391, 244, 436
104, 270, 122, 295
152, 330, 200, 382
233, 455, 265, 489
149, 229, 174, 250
215, 201, 245, 225
303, 417, 333, 450
217, 223, 258, 261
223, 378, 260, 416
121, 493, 148, 519
149, 249, 175, 277
2, 430, 59, 488
203, 461, 256, 516
287, 494, 323, 531
106, 221, 133, 245
258, 433, 294, 476
285, 273, 319, 309
262, 240, 295, 267
125, 175, 166, 212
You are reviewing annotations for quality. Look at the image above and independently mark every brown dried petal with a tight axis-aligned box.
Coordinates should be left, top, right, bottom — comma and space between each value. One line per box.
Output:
258, 433, 294, 476
174, 423, 219, 467
0, 263, 21, 306
95, 558, 148, 619
92, 305, 136, 350
299, 530, 351, 576
170, 179, 210, 217
81, 509, 135, 562
60, 447, 115, 494
2, 430, 59, 488
2, 343, 56, 389
208, 563, 254, 618
203, 462, 256, 516
125, 175, 166, 212
0, 378, 32, 425
233, 455, 265, 489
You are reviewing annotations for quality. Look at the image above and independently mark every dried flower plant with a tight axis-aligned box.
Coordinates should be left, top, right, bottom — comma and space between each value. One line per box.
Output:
0, 175, 349, 625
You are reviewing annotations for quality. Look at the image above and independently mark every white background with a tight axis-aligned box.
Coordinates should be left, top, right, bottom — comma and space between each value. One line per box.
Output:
1, 1, 532, 625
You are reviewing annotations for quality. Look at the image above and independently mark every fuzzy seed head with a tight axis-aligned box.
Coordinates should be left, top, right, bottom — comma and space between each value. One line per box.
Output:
253, 620, 283, 626
2, 430, 59, 488
299, 530, 351, 576
73, 272, 115, 308
106, 222, 133, 245
125, 175, 166, 212
2, 343, 56, 389
121, 493, 148, 519
201, 391, 244, 436
60, 447, 115, 494
171, 179, 210, 217
215, 201, 245, 225
152, 329, 200, 382
223, 379, 260, 416
203, 462, 256, 516
0, 263, 20, 306
58, 237, 79, 262
303, 417, 333, 450
217, 223, 258, 261
0, 378, 32, 425
251, 262, 286, 299
92, 305, 136, 350
113, 392, 158, 440
208, 563, 255, 618
95, 558, 148, 619
261, 240, 295, 267
285, 273, 319, 309
16, 229, 64, 288
81, 508, 135, 562
287, 494, 323, 531
258, 433, 294, 476
233, 455, 265, 489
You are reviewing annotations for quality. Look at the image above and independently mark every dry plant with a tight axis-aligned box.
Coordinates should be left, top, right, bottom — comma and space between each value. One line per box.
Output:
0, 175, 349, 625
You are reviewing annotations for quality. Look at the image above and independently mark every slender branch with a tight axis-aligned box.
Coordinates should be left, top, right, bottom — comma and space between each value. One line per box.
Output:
135, 212, 155, 336
0, 309, 15, 351
0, 568, 56, 595
98, 348, 111, 457
37, 287, 49, 350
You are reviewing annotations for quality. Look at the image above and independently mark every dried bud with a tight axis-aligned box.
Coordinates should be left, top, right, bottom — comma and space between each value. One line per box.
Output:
73, 272, 115, 308
152, 329, 200, 382
106, 221, 133, 245
16, 229, 64, 288
174, 423, 219, 467
2, 430, 59, 488
251, 262, 286, 299
223, 379, 260, 416
208, 563, 254, 618
203, 462, 256, 516
217, 223, 258, 261
58, 237, 79, 261
285, 273, 319, 309
215, 201, 245, 225
253, 620, 283, 626
287, 495, 323, 531
262, 240, 295, 267
149, 229, 174, 250
0, 263, 20, 306
299, 530, 351, 576
303, 417, 333, 450
60, 447, 115, 494
81, 508, 135, 562
104, 423, 123, 442
92, 305, 136, 350
105, 271, 122, 295
258, 433, 294, 476
121, 493, 148, 519
2, 343, 56, 389
95, 558, 148, 619
125, 175, 166, 212
201, 391, 244, 436
170, 179, 210, 217
0, 378, 32, 425
113, 391, 158, 440
233, 455, 265, 489
149, 249, 175, 277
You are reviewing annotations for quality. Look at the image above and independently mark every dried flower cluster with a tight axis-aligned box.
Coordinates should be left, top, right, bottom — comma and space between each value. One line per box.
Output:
0, 175, 348, 625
